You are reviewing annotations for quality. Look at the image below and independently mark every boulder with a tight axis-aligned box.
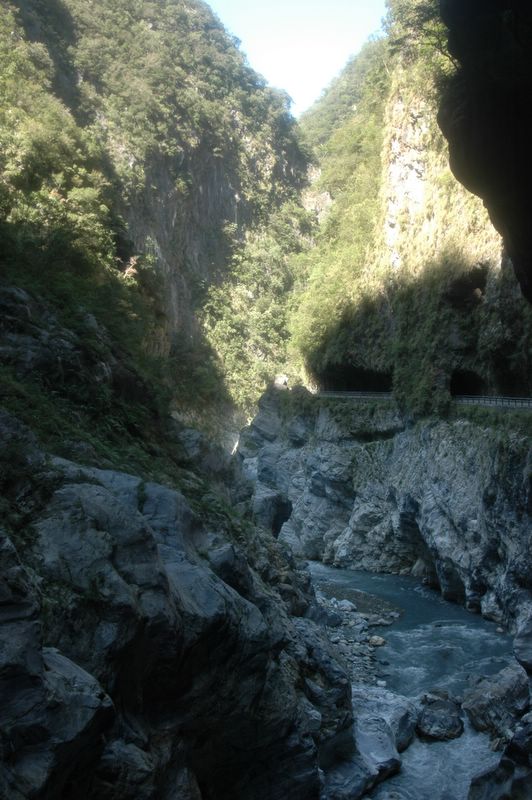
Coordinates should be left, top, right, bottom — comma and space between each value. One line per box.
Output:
417, 693, 464, 741
338, 599, 357, 613
351, 685, 418, 754
354, 715, 401, 780
462, 663, 530, 740
322, 757, 376, 800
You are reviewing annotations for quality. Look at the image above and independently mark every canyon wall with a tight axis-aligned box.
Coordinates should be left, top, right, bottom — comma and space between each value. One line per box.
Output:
240, 389, 532, 629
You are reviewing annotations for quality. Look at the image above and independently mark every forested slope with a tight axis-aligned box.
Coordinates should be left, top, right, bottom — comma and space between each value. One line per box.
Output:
0, 0, 308, 454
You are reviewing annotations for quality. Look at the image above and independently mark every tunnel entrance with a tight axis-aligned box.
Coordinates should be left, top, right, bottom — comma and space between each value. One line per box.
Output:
493, 366, 530, 397
450, 369, 486, 396
317, 364, 393, 392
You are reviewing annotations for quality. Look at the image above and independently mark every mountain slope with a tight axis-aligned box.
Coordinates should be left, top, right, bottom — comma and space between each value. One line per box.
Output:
1, 0, 307, 406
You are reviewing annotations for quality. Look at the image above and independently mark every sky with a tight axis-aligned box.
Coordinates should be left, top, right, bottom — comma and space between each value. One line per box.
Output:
207, 0, 387, 117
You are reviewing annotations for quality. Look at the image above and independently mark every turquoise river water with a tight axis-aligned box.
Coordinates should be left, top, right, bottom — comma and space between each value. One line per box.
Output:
309, 562, 516, 800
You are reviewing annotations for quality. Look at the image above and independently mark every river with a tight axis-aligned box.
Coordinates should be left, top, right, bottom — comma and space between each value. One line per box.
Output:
309, 562, 516, 800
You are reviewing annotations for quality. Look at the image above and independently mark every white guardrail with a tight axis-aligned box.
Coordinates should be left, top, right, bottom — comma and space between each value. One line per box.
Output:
316, 391, 532, 409
451, 395, 532, 409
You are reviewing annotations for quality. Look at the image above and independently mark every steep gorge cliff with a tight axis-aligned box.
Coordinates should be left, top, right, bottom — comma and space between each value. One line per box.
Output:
288, 0, 532, 413
0, 4, 352, 797
0, 400, 353, 800
1, 0, 306, 372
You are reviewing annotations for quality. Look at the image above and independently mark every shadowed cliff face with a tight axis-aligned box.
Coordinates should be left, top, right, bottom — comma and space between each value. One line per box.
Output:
437, 0, 532, 302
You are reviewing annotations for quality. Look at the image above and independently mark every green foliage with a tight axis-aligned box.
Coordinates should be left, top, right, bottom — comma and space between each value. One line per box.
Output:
0, 362, 179, 486
2, 0, 530, 434
202, 202, 316, 413
28, 0, 307, 206
291, 39, 390, 374
0, 0, 309, 430
300, 37, 388, 152
0, 5, 113, 275
385, 0, 450, 65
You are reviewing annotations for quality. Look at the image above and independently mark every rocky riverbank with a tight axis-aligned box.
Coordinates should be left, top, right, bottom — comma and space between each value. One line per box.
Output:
1, 357, 531, 799
311, 575, 400, 686
238, 387, 532, 798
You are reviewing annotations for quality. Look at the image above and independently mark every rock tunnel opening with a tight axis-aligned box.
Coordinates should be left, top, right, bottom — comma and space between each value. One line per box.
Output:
317, 364, 393, 393
450, 369, 487, 397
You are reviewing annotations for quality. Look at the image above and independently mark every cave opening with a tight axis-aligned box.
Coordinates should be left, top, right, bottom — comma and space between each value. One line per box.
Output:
272, 497, 293, 538
450, 369, 487, 396
436, 558, 466, 604
317, 364, 393, 392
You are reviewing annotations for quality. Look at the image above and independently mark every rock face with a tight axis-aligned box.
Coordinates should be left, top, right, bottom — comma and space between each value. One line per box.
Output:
438, 0, 532, 303
468, 712, 532, 800
468, 758, 532, 800
0, 532, 114, 800
0, 410, 353, 800
322, 685, 417, 800
239, 388, 532, 628
9, 0, 307, 356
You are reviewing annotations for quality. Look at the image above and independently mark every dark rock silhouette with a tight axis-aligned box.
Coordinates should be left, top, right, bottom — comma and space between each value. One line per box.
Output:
438, 0, 532, 302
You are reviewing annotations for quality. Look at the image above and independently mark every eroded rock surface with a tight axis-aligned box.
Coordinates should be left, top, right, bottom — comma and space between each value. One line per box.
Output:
417, 693, 464, 741
0, 410, 353, 800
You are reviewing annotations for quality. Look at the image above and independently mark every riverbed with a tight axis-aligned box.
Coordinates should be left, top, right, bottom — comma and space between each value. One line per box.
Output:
309, 562, 516, 800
